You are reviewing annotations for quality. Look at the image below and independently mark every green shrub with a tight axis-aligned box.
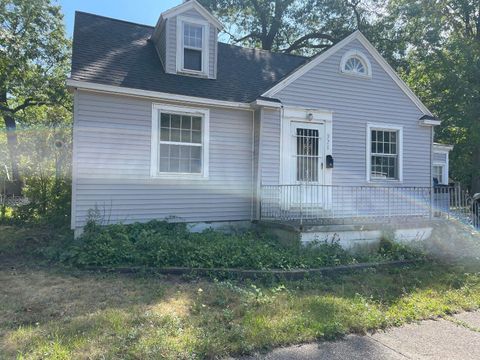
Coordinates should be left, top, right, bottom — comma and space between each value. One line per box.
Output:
12, 177, 71, 227
63, 220, 424, 270
378, 235, 426, 261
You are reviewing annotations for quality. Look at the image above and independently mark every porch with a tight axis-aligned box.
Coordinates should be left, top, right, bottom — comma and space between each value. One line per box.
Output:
260, 184, 476, 227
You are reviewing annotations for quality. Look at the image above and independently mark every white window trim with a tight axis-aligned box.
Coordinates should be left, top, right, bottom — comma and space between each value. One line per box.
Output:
176, 16, 210, 76
366, 123, 403, 182
340, 49, 372, 78
151, 103, 209, 179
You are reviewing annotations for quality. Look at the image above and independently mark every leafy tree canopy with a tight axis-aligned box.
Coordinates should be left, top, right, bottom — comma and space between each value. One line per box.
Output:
0, 0, 71, 184
199, 0, 387, 55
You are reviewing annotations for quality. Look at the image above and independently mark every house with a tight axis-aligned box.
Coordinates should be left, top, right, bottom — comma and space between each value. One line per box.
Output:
68, 0, 443, 242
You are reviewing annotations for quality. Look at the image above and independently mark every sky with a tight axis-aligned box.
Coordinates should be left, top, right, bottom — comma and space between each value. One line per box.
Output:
58, 0, 183, 37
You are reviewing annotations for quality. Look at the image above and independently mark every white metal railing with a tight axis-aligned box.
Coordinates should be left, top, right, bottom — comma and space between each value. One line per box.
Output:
260, 184, 480, 228
434, 185, 480, 230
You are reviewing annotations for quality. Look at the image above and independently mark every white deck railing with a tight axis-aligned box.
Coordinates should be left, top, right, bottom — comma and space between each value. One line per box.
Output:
260, 184, 480, 228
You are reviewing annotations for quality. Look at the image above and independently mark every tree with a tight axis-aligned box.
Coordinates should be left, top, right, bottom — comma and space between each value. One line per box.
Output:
198, 0, 386, 55
0, 0, 70, 190
387, 0, 480, 191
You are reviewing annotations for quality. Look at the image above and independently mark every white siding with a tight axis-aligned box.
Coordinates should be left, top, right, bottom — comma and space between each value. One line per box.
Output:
274, 39, 432, 187
72, 91, 253, 228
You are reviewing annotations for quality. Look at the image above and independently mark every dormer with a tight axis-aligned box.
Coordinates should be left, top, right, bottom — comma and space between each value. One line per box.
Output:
151, 0, 223, 79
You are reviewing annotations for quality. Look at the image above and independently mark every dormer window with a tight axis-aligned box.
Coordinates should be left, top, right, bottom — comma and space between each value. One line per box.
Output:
183, 23, 203, 71
176, 16, 209, 75
340, 50, 372, 78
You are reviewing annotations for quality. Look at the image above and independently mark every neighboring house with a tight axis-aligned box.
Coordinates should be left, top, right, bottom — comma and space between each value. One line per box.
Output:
68, 0, 444, 238
433, 143, 454, 185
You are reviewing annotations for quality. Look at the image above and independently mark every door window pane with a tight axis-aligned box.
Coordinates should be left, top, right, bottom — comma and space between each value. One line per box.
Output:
296, 128, 319, 182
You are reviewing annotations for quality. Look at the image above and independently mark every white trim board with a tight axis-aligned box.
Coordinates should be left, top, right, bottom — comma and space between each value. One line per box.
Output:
159, 0, 223, 30
176, 15, 210, 76
66, 79, 252, 110
150, 103, 210, 180
366, 122, 404, 183
262, 30, 433, 116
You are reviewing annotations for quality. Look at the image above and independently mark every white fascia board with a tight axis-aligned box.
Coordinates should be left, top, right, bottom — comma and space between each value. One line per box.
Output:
262, 30, 433, 117
66, 79, 251, 110
433, 143, 454, 152
160, 0, 224, 30
251, 99, 283, 108
419, 119, 442, 126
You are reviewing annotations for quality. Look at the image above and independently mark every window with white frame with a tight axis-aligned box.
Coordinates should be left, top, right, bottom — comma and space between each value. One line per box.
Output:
340, 50, 372, 78
433, 165, 444, 185
151, 105, 209, 177
177, 17, 209, 74
367, 124, 403, 181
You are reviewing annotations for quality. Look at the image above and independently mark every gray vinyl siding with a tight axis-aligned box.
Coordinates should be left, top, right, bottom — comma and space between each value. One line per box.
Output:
164, 17, 176, 74
163, 8, 217, 78
72, 90, 253, 228
433, 152, 447, 163
157, 20, 167, 69
253, 109, 261, 218
259, 108, 282, 185
275, 39, 431, 187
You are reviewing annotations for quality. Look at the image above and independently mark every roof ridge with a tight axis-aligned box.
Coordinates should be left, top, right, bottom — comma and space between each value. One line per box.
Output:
75, 11, 154, 29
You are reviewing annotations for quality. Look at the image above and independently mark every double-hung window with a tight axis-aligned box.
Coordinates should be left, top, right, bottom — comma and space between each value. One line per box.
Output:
367, 124, 403, 181
433, 165, 444, 184
151, 104, 209, 178
177, 17, 209, 74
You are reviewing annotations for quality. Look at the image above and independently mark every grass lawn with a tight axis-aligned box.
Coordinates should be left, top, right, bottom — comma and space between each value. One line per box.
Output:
1, 225, 480, 359
1, 260, 480, 359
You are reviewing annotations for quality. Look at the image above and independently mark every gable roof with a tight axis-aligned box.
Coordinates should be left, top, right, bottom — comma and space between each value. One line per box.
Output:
262, 31, 433, 116
69, 11, 307, 104
160, 0, 223, 30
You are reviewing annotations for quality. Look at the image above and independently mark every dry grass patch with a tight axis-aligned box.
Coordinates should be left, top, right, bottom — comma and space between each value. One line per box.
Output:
2, 260, 480, 359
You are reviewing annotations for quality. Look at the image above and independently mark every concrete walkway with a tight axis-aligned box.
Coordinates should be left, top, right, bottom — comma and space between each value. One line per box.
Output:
237, 311, 480, 359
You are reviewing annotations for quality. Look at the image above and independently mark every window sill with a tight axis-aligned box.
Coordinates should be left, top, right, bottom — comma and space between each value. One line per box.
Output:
150, 173, 209, 181
177, 69, 209, 78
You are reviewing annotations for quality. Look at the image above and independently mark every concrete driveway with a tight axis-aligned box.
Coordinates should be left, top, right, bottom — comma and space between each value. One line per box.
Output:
236, 311, 480, 360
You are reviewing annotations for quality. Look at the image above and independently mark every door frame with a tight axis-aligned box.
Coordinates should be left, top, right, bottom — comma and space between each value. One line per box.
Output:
280, 107, 333, 187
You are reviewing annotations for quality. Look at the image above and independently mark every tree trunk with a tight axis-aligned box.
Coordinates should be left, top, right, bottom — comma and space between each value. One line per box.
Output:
2, 112, 22, 194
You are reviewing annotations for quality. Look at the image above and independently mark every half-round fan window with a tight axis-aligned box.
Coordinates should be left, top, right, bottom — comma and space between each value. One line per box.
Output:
344, 56, 366, 74
340, 50, 372, 78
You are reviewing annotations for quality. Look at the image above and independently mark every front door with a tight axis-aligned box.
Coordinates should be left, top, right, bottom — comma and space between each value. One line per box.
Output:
289, 121, 325, 207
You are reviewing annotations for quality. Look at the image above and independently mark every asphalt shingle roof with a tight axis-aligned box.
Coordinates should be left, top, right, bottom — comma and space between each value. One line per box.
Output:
71, 12, 309, 103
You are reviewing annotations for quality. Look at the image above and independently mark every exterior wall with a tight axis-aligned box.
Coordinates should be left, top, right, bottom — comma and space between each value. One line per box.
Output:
163, 8, 217, 78
259, 108, 282, 185
151, 20, 167, 69
433, 152, 447, 163
274, 39, 432, 187
71, 90, 254, 229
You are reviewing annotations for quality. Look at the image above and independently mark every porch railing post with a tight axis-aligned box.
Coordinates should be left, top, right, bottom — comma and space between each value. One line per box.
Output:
387, 187, 391, 222
430, 186, 434, 220
299, 183, 303, 225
